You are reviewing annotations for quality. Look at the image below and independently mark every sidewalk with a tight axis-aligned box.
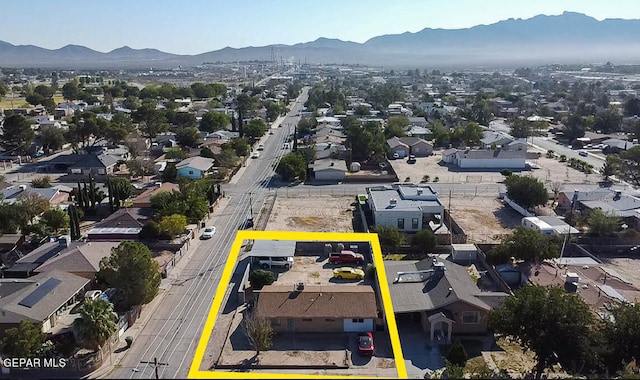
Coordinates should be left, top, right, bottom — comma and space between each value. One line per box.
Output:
86, 197, 231, 379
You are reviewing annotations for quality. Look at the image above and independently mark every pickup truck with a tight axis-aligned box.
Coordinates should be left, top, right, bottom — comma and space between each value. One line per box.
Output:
328, 250, 365, 265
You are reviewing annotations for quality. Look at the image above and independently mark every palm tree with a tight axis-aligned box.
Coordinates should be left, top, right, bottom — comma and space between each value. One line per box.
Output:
73, 298, 118, 351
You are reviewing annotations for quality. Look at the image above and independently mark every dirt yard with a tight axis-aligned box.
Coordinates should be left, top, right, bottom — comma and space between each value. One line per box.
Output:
448, 196, 522, 243
265, 195, 355, 232
389, 149, 602, 186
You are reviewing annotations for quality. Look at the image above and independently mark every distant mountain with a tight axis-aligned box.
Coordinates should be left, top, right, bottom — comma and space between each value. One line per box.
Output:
1, 12, 640, 69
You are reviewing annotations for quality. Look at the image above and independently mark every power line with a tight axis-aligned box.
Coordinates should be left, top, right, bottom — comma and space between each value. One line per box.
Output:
139, 357, 168, 379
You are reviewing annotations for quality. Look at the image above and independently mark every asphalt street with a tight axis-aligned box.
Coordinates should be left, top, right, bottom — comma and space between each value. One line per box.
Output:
107, 88, 308, 379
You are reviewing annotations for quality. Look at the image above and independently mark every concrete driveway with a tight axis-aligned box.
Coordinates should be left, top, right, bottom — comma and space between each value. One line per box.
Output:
398, 322, 445, 379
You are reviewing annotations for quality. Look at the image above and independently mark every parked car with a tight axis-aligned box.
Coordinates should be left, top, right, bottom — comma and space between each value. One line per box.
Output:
407, 154, 416, 163
256, 256, 294, 269
257, 144, 265, 151
239, 217, 254, 230
578, 150, 588, 157
333, 267, 365, 281
84, 290, 102, 301
201, 226, 216, 239
251, 151, 260, 159
357, 332, 375, 356
329, 250, 365, 265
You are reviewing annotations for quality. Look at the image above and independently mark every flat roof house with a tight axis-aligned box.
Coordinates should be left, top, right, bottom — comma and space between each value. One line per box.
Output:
453, 148, 529, 169
367, 184, 445, 232
313, 158, 347, 181
255, 284, 378, 333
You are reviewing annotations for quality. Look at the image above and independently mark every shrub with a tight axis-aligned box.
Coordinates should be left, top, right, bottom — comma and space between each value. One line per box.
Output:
446, 339, 468, 367
421, 175, 430, 183
411, 229, 437, 251
500, 169, 512, 177
249, 269, 275, 289
433, 176, 439, 182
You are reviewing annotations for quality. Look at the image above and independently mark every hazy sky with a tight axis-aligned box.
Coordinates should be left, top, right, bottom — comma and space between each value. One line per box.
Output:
2, 0, 640, 55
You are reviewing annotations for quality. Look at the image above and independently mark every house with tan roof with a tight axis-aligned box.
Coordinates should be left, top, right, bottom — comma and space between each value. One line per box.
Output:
132, 182, 180, 208
254, 284, 379, 333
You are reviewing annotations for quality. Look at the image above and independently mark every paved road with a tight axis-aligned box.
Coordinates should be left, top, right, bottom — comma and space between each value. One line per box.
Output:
107, 88, 309, 379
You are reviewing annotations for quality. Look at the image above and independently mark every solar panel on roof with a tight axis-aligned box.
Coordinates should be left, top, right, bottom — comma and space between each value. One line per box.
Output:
18, 278, 62, 308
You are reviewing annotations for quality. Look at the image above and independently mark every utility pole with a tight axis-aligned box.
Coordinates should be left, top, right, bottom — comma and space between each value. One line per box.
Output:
249, 192, 253, 216
139, 358, 168, 379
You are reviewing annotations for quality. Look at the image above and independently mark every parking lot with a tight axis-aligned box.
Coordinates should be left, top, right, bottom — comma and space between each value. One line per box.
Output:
270, 255, 371, 287
389, 149, 602, 186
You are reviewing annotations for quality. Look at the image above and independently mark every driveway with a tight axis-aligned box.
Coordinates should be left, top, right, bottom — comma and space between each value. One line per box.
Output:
397, 320, 445, 379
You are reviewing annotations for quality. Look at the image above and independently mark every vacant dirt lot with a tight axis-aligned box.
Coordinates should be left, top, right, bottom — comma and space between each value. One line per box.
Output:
389, 149, 601, 186
265, 195, 355, 232
449, 196, 522, 243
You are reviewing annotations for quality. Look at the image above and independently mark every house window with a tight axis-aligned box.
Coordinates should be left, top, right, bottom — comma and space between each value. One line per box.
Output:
397, 218, 405, 229
412, 218, 419, 229
414, 147, 420, 152
352, 318, 364, 323
302, 318, 312, 322
189, 170, 194, 175
272, 318, 281, 326
462, 311, 480, 324
325, 318, 336, 322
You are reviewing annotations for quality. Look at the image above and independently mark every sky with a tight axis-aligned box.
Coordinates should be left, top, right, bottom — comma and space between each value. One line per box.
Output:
2, 0, 640, 55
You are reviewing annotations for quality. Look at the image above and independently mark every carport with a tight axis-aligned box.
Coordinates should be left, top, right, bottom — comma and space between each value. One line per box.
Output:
248, 240, 297, 268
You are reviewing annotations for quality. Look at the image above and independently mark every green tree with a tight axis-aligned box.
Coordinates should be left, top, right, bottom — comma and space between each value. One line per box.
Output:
1, 114, 36, 154
133, 101, 168, 138
488, 285, 597, 380
227, 138, 250, 157
40, 207, 70, 234
62, 80, 81, 100
249, 269, 275, 290
621, 146, 640, 186
605, 302, 640, 372
199, 112, 229, 132
462, 122, 484, 146
243, 119, 266, 142
16, 193, 50, 230
624, 98, 640, 117
159, 214, 187, 238
31, 175, 52, 188
244, 315, 274, 355
140, 221, 161, 241
505, 175, 549, 210
385, 116, 410, 139
276, 153, 306, 182
564, 114, 587, 141
585, 208, 622, 237
72, 298, 118, 351
175, 126, 201, 148
594, 107, 622, 133
1, 320, 46, 357
372, 225, 404, 253
411, 229, 437, 251
430, 121, 451, 147
97, 241, 162, 310
104, 112, 135, 144
601, 154, 624, 181
511, 118, 532, 138
38, 125, 66, 152
297, 117, 316, 136
487, 227, 560, 265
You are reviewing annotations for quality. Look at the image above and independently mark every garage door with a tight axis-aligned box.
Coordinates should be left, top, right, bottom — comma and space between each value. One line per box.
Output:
343, 318, 374, 332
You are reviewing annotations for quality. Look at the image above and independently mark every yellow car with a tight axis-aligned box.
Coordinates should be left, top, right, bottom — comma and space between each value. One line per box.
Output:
333, 267, 365, 281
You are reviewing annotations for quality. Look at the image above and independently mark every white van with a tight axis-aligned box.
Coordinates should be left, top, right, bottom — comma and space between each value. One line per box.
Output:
256, 256, 294, 269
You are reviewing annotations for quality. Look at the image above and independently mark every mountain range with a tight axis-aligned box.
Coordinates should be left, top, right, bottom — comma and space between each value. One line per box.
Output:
1, 12, 640, 69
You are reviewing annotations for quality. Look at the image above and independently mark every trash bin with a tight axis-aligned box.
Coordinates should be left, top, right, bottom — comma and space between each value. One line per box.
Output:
200, 221, 206, 228
125, 336, 133, 348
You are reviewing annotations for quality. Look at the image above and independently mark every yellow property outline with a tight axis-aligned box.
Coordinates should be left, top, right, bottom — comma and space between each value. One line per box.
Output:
188, 230, 407, 379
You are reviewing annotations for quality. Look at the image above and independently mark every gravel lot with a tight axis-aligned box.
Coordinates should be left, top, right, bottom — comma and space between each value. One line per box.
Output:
448, 196, 522, 244
389, 149, 602, 186
265, 195, 355, 232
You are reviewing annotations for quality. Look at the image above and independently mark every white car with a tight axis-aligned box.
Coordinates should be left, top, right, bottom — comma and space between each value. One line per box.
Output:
251, 151, 260, 159
84, 290, 102, 301
201, 226, 216, 239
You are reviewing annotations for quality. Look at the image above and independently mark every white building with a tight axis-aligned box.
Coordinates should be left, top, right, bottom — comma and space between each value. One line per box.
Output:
366, 184, 444, 232
521, 216, 579, 235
